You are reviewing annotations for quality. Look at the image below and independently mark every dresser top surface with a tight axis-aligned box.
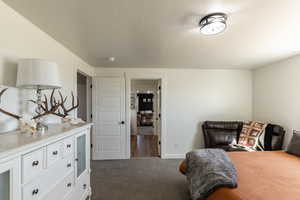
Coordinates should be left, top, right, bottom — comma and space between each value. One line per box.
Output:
0, 123, 92, 161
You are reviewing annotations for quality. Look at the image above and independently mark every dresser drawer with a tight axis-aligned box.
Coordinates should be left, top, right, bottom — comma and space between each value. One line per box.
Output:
46, 141, 62, 167
44, 155, 74, 188
43, 172, 74, 200
68, 171, 90, 200
22, 177, 45, 200
22, 148, 44, 184
22, 155, 74, 200
63, 172, 75, 197
63, 137, 74, 157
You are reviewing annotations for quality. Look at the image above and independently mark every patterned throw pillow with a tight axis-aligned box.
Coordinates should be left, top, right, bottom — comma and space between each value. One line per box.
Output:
238, 121, 267, 150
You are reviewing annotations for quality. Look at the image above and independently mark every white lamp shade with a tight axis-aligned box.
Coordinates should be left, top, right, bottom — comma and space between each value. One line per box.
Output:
16, 59, 62, 89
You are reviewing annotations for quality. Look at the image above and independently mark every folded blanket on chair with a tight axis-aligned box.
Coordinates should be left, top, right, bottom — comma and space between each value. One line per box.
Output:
185, 149, 237, 200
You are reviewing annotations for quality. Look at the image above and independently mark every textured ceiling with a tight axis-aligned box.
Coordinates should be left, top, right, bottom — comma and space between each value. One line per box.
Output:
4, 0, 300, 68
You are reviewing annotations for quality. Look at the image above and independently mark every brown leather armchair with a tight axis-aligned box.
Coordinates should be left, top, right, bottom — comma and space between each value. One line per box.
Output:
202, 121, 285, 151
263, 124, 285, 151
202, 121, 243, 151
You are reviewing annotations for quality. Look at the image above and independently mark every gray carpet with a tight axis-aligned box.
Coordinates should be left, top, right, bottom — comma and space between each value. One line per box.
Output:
91, 158, 190, 200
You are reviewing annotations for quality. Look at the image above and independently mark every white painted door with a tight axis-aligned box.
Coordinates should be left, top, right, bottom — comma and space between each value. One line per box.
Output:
92, 76, 126, 160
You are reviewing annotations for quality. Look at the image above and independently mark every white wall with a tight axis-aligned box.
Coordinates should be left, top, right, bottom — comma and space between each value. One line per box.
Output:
131, 80, 158, 94
0, 1, 94, 133
253, 55, 300, 148
96, 68, 253, 158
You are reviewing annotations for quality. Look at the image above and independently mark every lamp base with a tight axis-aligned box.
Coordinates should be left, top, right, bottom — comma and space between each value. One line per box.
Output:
36, 122, 48, 134
35, 88, 48, 134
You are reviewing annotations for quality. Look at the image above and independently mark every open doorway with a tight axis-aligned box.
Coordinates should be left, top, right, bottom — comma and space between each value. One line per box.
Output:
130, 79, 161, 158
77, 71, 92, 122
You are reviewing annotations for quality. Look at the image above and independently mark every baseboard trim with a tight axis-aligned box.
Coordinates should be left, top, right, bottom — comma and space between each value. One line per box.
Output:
162, 154, 186, 159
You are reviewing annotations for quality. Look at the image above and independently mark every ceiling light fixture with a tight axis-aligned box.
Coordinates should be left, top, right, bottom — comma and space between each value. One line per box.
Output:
108, 57, 115, 62
199, 13, 227, 35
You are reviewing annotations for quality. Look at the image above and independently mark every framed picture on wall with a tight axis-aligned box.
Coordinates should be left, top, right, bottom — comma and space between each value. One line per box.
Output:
130, 94, 135, 109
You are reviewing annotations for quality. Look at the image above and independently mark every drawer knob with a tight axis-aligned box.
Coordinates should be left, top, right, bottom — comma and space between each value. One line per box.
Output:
83, 184, 87, 189
32, 189, 39, 195
67, 163, 72, 168
52, 151, 58, 155
32, 161, 39, 166
67, 144, 71, 148
67, 183, 72, 187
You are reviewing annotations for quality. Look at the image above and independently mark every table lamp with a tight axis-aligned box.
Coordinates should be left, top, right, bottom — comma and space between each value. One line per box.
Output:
16, 59, 61, 132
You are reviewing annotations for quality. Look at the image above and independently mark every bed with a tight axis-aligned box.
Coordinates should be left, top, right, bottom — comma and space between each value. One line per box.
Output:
180, 151, 300, 200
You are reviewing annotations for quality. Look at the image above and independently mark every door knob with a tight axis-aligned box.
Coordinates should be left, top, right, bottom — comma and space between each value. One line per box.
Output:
32, 161, 39, 166
32, 189, 39, 195
120, 121, 125, 125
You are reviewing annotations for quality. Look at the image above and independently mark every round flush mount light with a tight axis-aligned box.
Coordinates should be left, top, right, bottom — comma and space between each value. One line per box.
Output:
199, 13, 227, 35
108, 57, 115, 62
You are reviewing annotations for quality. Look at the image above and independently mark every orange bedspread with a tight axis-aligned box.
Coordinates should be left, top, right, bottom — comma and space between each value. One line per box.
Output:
208, 151, 300, 200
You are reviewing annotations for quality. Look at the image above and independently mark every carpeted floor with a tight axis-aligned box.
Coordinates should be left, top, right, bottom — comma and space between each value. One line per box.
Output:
91, 158, 190, 200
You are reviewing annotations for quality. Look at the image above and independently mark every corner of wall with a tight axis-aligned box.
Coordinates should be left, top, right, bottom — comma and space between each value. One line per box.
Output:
251, 69, 255, 121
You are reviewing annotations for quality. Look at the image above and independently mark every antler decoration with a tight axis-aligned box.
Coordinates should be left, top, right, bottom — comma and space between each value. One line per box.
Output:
56, 91, 79, 118
0, 88, 21, 120
29, 89, 62, 120
29, 90, 79, 119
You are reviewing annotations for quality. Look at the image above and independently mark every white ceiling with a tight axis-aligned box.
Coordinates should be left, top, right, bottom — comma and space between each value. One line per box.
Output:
4, 0, 300, 69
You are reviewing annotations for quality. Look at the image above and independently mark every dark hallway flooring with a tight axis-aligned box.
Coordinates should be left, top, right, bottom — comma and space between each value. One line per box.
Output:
91, 159, 189, 200
131, 135, 159, 157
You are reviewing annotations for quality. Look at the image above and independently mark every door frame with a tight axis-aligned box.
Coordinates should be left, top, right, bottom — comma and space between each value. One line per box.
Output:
125, 72, 167, 159
76, 70, 92, 122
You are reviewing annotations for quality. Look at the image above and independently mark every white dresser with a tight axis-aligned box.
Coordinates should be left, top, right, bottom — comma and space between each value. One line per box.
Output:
0, 123, 92, 200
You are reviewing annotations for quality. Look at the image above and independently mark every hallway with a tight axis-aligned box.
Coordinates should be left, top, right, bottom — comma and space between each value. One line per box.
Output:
131, 135, 159, 158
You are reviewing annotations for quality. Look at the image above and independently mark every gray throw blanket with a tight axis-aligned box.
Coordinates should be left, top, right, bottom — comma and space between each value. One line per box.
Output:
185, 149, 237, 200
